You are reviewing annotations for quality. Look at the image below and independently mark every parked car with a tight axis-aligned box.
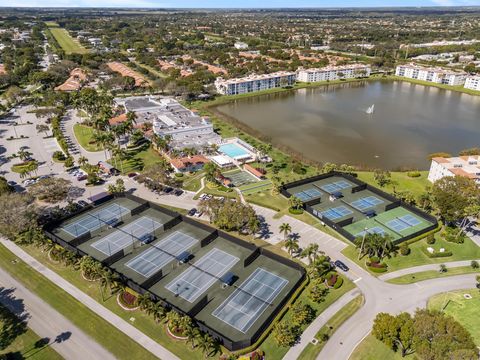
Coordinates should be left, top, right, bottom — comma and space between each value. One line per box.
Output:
7, 180, 16, 186
128, 172, 139, 178
188, 208, 197, 216
77, 174, 88, 181
22, 179, 35, 187
77, 200, 89, 207
174, 189, 183, 196
334, 260, 349, 272
164, 187, 174, 194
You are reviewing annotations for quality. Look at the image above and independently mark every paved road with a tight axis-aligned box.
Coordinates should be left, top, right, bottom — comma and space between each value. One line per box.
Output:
1, 238, 181, 360
379, 259, 480, 281
318, 274, 478, 360
284, 288, 362, 359
0, 266, 115, 360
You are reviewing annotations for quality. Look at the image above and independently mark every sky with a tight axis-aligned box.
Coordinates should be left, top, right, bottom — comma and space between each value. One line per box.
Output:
5, 0, 480, 8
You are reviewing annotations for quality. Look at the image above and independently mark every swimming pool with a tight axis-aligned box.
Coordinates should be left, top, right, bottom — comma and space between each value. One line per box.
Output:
219, 143, 250, 159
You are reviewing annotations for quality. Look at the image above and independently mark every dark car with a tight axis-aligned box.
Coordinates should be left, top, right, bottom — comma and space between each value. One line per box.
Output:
7, 180, 16, 186
334, 260, 349, 272
174, 189, 183, 196
164, 187, 174, 194
188, 208, 197, 216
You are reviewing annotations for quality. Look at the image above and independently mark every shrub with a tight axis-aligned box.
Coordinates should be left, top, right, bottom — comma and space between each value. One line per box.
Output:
424, 249, 453, 258
119, 291, 138, 308
369, 256, 380, 263
333, 276, 344, 289
288, 207, 304, 215
399, 243, 410, 256
52, 151, 66, 161
368, 266, 388, 273
426, 234, 436, 244
442, 227, 466, 244
407, 171, 421, 178
326, 274, 338, 287
471, 260, 479, 269
174, 173, 184, 178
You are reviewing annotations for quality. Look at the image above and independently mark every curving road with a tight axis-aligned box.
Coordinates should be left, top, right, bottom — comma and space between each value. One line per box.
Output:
317, 274, 478, 360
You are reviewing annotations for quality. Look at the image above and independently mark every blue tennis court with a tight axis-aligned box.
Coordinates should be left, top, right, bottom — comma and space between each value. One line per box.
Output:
62, 204, 129, 237
399, 215, 421, 226
385, 214, 422, 233
318, 180, 351, 194
320, 206, 353, 220
293, 188, 322, 202
212, 268, 288, 333
350, 196, 384, 211
91, 216, 163, 256
355, 226, 386, 238
165, 248, 239, 303
126, 231, 198, 278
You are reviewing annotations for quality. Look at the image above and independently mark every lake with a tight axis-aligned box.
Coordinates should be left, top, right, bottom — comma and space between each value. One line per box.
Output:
212, 80, 480, 170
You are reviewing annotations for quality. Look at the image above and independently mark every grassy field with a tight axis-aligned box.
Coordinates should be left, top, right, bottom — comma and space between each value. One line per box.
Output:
0, 244, 160, 360
350, 333, 418, 360
260, 277, 355, 359
182, 171, 205, 192
428, 289, 480, 345
73, 124, 103, 152
299, 295, 364, 360
0, 304, 62, 360
111, 145, 164, 173
342, 234, 480, 275
387, 266, 480, 284
48, 27, 89, 55
356, 171, 430, 199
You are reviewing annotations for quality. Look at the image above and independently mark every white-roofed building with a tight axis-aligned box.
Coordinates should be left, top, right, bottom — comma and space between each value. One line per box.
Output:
215, 71, 296, 95
296, 64, 371, 82
465, 76, 480, 91
428, 156, 480, 184
395, 63, 468, 86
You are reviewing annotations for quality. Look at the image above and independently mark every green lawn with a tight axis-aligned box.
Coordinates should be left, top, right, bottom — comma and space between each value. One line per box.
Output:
428, 289, 480, 345
16, 244, 223, 359
356, 171, 430, 199
48, 27, 89, 55
111, 145, 164, 173
0, 304, 62, 360
260, 277, 355, 359
388, 266, 480, 284
73, 124, 103, 152
182, 171, 205, 192
300, 295, 364, 360
342, 234, 480, 275
0, 244, 159, 360
10, 160, 36, 173
350, 333, 418, 360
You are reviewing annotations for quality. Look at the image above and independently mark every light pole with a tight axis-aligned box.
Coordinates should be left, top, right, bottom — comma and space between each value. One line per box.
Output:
358, 227, 368, 260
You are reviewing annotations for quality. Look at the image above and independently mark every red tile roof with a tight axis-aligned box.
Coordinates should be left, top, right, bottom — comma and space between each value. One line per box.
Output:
54, 68, 87, 92
244, 163, 265, 178
170, 155, 209, 170
109, 113, 127, 126
106, 62, 148, 87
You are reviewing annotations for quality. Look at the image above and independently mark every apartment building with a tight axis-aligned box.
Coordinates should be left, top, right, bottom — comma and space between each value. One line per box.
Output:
215, 71, 296, 95
296, 64, 371, 82
395, 64, 467, 86
464, 76, 480, 91
428, 156, 480, 184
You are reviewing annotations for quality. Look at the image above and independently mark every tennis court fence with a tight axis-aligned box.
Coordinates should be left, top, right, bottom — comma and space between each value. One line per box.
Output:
131, 202, 149, 216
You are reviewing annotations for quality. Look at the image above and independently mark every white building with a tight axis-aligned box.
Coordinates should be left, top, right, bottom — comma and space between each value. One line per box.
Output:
296, 64, 371, 83
395, 64, 467, 86
115, 96, 221, 150
215, 71, 296, 95
234, 41, 248, 50
464, 76, 480, 91
428, 156, 480, 184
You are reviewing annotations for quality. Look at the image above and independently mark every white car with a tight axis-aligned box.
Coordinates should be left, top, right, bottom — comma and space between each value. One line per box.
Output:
23, 179, 35, 187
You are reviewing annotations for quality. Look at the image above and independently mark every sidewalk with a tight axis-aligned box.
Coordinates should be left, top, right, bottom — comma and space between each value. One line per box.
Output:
0, 238, 180, 360
378, 259, 480, 281
283, 289, 361, 360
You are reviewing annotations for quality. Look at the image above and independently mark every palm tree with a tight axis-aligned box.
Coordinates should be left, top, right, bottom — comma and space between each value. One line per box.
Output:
151, 302, 168, 324
279, 223, 292, 241
80, 256, 102, 281
284, 236, 299, 256
289, 196, 303, 210
196, 333, 215, 359
99, 268, 118, 301
78, 156, 88, 168
17, 148, 31, 161
301, 243, 322, 264
184, 325, 200, 349
308, 255, 333, 280
137, 293, 154, 312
